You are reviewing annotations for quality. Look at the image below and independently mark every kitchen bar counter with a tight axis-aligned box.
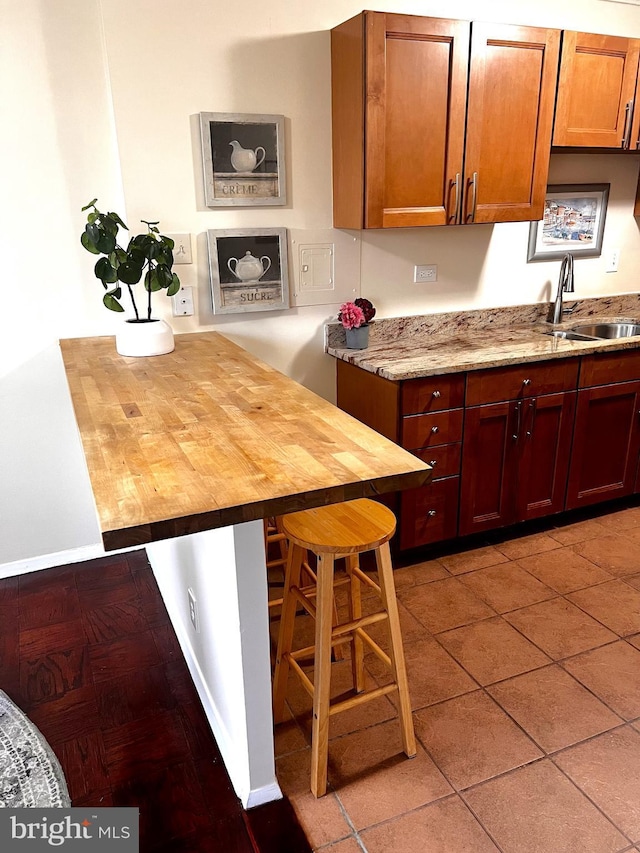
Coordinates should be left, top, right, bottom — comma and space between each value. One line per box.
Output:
325, 294, 640, 380
60, 332, 430, 551
59, 330, 430, 809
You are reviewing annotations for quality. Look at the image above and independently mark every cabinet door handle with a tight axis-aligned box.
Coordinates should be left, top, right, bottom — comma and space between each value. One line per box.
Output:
429, 460, 438, 467
427, 510, 437, 517
522, 378, 531, 386
431, 425, 439, 434
526, 398, 537, 437
449, 173, 461, 223
432, 390, 441, 399
512, 400, 522, 441
622, 99, 634, 148
466, 172, 478, 223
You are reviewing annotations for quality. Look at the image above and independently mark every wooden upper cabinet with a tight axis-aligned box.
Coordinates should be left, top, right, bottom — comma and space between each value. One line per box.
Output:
330, 12, 560, 228
464, 23, 560, 223
331, 12, 469, 228
553, 31, 640, 148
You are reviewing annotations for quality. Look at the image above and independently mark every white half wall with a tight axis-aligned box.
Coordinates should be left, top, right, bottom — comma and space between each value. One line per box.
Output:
146, 521, 281, 809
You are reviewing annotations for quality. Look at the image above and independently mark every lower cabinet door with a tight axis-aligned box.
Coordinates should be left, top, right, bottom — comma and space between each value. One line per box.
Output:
399, 477, 459, 549
566, 382, 640, 509
459, 401, 517, 536
517, 391, 576, 521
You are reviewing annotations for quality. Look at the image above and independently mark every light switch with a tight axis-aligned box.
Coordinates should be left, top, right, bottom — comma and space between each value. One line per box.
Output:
165, 233, 192, 264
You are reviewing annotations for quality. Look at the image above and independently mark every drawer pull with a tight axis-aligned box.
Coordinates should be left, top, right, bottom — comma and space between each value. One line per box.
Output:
432, 390, 441, 398
429, 460, 438, 467
431, 426, 439, 434
522, 378, 531, 386
427, 510, 437, 517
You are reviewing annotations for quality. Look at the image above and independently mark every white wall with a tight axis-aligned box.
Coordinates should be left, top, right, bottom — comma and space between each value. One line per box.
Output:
3, 0, 640, 570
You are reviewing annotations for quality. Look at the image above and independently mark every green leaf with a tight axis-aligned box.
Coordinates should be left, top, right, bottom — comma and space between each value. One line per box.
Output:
86, 222, 101, 243
167, 273, 181, 297
94, 257, 118, 284
87, 211, 99, 224
103, 293, 125, 312
101, 215, 119, 236
118, 262, 144, 285
96, 231, 116, 253
81, 231, 100, 254
145, 269, 163, 292
108, 212, 128, 230
81, 198, 98, 211
161, 236, 175, 250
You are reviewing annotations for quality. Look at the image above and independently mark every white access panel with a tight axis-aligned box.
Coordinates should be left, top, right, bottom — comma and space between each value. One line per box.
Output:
289, 229, 361, 307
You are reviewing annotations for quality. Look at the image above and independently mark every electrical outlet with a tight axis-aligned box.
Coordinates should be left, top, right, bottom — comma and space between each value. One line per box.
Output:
606, 248, 620, 273
172, 285, 194, 316
188, 587, 199, 632
414, 264, 438, 283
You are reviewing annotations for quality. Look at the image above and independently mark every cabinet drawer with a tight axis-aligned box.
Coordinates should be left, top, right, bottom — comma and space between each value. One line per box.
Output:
402, 374, 465, 415
466, 359, 578, 405
402, 409, 464, 449
399, 477, 459, 549
580, 349, 640, 388
412, 443, 461, 479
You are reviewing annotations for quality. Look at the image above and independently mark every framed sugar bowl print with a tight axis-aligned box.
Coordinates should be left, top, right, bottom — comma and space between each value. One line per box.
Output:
527, 183, 609, 262
207, 228, 290, 314
200, 112, 286, 207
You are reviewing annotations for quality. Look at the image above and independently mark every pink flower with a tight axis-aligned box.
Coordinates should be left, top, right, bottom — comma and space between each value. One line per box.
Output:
338, 302, 366, 330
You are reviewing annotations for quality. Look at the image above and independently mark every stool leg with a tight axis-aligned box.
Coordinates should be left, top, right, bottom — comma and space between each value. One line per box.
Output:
272, 542, 304, 724
346, 554, 365, 693
310, 551, 335, 798
375, 542, 416, 758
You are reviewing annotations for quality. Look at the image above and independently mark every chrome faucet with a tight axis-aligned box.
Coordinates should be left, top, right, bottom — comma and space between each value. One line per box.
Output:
549, 253, 575, 324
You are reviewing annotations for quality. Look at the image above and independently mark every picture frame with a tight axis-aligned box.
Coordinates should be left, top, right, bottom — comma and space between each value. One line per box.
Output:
207, 228, 290, 314
527, 184, 610, 262
199, 112, 286, 207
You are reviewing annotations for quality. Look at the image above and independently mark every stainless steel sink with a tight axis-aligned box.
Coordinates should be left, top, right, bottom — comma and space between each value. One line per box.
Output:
541, 329, 598, 341
571, 322, 640, 339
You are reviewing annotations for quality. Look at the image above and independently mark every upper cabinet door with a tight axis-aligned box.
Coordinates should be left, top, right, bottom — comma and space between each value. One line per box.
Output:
553, 32, 640, 148
364, 14, 469, 228
463, 23, 561, 224
331, 12, 469, 229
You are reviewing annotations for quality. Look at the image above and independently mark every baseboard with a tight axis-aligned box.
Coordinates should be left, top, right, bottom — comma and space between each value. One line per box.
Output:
245, 782, 283, 809
0, 543, 104, 580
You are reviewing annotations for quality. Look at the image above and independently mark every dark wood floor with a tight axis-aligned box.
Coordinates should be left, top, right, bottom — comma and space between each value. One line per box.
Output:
0, 550, 311, 853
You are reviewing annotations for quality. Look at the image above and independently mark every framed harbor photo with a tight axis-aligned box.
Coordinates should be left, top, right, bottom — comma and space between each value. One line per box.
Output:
527, 184, 609, 261
200, 112, 286, 207
207, 228, 290, 314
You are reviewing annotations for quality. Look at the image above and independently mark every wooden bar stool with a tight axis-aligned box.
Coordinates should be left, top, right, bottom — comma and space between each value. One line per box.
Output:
272, 498, 416, 798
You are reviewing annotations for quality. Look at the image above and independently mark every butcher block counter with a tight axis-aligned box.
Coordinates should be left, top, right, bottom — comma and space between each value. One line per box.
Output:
60, 331, 430, 551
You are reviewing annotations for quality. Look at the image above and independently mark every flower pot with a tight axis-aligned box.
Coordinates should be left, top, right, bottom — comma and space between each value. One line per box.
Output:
345, 324, 369, 349
116, 319, 175, 357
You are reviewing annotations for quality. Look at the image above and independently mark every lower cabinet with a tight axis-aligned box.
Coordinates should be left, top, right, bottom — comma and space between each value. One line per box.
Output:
337, 349, 640, 551
459, 391, 576, 536
567, 380, 640, 509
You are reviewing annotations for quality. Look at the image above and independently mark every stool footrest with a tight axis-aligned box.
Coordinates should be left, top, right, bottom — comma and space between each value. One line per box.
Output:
331, 610, 387, 638
328, 683, 398, 716
350, 564, 381, 595
287, 654, 315, 699
357, 627, 392, 668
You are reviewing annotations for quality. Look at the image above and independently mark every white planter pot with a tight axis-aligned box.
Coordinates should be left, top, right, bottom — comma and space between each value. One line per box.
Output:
115, 319, 175, 357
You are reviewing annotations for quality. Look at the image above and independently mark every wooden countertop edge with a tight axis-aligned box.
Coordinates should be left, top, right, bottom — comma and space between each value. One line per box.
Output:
101, 468, 432, 551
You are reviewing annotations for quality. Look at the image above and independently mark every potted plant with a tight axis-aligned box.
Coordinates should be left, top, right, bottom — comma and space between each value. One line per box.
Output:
80, 199, 181, 356
338, 297, 376, 349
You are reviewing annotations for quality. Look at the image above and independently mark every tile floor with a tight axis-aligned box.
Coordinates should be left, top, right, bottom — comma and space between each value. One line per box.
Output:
270, 502, 640, 853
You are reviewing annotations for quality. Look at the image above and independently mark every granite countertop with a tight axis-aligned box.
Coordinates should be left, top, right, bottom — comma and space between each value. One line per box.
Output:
325, 294, 640, 381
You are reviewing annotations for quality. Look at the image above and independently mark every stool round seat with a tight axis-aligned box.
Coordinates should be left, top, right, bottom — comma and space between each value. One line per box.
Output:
282, 499, 396, 554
